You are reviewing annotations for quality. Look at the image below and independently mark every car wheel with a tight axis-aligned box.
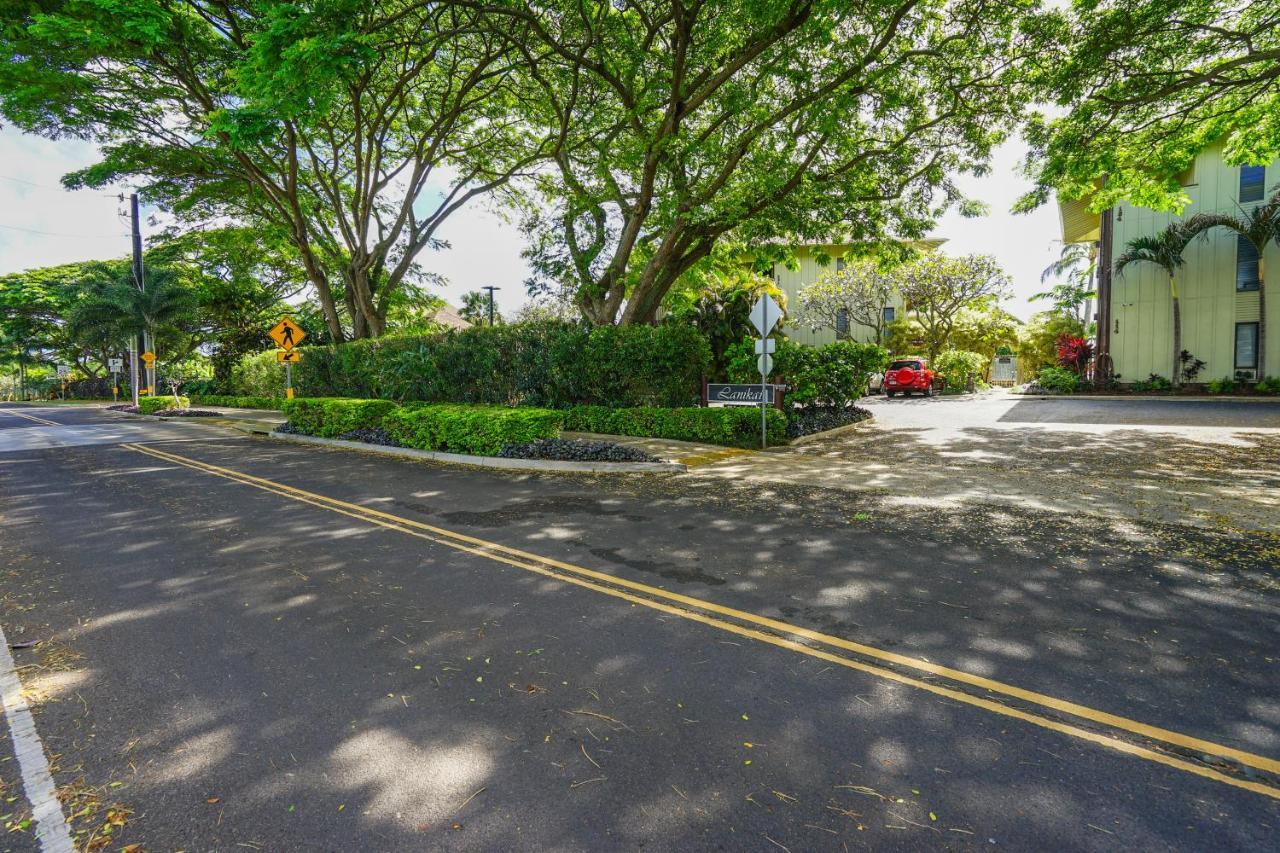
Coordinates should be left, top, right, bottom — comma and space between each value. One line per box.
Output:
886, 391, 895, 398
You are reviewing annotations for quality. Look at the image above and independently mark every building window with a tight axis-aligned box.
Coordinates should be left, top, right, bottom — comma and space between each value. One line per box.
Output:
1235, 322, 1259, 369
1237, 236, 1261, 291
1239, 165, 1265, 202
835, 309, 849, 339
882, 306, 895, 324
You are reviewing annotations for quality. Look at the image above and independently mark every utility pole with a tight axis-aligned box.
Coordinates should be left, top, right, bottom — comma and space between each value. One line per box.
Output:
129, 193, 146, 405
483, 286, 500, 327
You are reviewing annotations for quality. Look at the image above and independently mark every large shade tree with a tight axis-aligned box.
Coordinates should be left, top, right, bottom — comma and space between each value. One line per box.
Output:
503, 0, 1041, 325
1021, 0, 1280, 213
1113, 222, 1196, 386
0, 0, 541, 340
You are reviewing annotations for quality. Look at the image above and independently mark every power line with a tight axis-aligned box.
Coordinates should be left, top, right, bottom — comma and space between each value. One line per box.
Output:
0, 222, 131, 239
0, 174, 123, 198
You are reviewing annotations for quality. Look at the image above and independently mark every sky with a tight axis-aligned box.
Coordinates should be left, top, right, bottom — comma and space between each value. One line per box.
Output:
0, 128, 1064, 320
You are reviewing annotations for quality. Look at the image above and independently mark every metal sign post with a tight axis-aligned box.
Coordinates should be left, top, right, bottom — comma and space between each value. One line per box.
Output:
276, 348, 302, 399
108, 357, 123, 402
749, 294, 781, 449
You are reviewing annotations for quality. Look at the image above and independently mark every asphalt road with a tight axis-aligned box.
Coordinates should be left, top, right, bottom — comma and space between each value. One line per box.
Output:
0, 403, 1277, 851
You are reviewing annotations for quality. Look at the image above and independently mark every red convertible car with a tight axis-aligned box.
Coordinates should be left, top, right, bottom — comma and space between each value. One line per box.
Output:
883, 358, 941, 397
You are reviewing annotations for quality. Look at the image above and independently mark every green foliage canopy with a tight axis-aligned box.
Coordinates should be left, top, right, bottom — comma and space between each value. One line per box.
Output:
1022, 0, 1280, 213
508, 0, 1041, 325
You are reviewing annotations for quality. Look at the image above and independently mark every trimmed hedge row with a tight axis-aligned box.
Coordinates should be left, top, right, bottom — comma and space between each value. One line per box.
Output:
139, 396, 188, 415
233, 322, 712, 408
564, 405, 786, 448
190, 394, 283, 410
727, 339, 887, 409
281, 398, 399, 438
385, 405, 564, 456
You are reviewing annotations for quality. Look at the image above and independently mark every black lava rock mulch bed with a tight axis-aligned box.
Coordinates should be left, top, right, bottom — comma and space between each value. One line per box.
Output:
106, 404, 139, 413
498, 438, 662, 463
274, 422, 303, 435
335, 428, 404, 447
786, 405, 873, 439
156, 409, 221, 417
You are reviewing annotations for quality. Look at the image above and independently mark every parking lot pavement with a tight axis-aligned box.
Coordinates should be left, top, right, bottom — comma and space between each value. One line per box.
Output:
693, 391, 1280, 531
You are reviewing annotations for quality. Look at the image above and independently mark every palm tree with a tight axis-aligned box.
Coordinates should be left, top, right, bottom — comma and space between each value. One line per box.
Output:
1114, 223, 1196, 387
68, 269, 198, 372
1186, 192, 1280, 377
1036, 242, 1097, 328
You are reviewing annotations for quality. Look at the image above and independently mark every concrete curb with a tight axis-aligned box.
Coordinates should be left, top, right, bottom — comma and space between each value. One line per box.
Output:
267, 431, 688, 474
1013, 393, 1280, 404
786, 416, 876, 446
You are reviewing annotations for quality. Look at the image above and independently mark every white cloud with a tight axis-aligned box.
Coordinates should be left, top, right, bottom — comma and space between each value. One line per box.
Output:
1, 129, 1063, 319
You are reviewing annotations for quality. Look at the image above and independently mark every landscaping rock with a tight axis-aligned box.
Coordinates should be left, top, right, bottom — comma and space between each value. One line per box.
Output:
498, 438, 661, 463
155, 409, 221, 417
786, 405, 872, 438
335, 428, 405, 447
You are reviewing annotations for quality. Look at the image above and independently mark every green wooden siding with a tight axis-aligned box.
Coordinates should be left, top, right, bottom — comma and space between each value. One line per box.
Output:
1110, 142, 1279, 381
771, 245, 904, 347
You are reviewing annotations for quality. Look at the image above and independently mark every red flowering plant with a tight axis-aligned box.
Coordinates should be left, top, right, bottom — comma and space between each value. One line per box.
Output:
1055, 335, 1093, 374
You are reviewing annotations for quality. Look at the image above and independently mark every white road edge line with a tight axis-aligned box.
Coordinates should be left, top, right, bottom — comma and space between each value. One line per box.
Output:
0, 624, 74, 852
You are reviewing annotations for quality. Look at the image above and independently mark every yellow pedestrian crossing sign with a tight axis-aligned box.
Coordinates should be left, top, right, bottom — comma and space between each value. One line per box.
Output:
269, 317, 305, 350
277, 350, 302, 363
141, 351, 156, 365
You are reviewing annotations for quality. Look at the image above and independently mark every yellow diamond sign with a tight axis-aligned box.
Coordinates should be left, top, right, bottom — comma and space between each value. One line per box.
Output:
140, 351, 156, 365
268, 317, 305, 350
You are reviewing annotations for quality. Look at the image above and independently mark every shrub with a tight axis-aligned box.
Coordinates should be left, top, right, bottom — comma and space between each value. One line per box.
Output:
933, 350, 989, 392
1255, 376, 1280, 395
231, 350, 287, 397
63, 376, 116, 399
384, 404, 564, 455
273, 321, 711, 408
282, 398, 400, 438
564, 405, 786, 448
190, 395, 283, 410
1178, 350, 1206, 383
1034, 366, 1081, 394
1055, 335, 1093, 372
139, 395, 188, 415
726, 339, 887, 409
1207, 377, 1239, 394
1130, 373, 1172, 392
182, 378, 223, 396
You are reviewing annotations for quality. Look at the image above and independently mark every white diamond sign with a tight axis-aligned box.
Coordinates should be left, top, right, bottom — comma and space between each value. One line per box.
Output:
749, 294, 781, 337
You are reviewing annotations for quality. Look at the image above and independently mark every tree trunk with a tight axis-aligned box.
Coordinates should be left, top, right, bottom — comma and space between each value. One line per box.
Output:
1258, 257, 1267, 379
1170, 275, 1181, 388
300, 253, 343, 343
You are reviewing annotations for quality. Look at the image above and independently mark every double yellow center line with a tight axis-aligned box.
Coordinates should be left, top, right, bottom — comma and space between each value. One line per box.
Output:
122, 441, 1280, 800
2, 408, 58, 426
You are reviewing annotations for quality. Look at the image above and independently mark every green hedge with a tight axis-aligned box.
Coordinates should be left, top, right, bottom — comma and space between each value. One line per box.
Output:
727, 339, 888, 409
139, 396, 188, 414
564, 405, 786, 448
281, 398, 400, 438
232, 321, 711, 408
932, 350, 989, 392
384, 404, 564, 455
190, 394, 283, 410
